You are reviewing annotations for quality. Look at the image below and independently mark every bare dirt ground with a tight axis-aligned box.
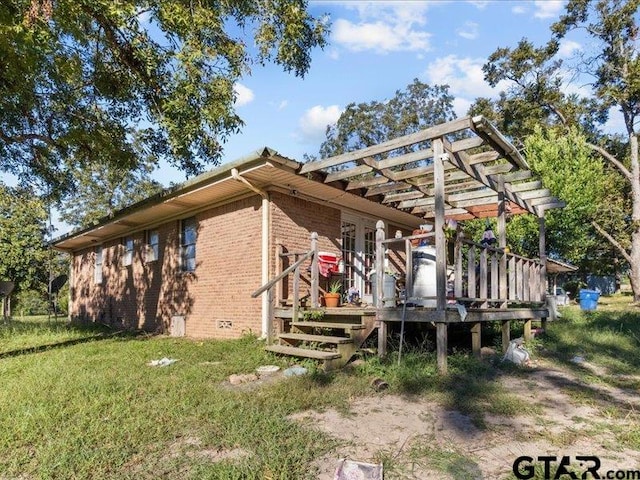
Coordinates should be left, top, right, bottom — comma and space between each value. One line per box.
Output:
290, 359, 640, 479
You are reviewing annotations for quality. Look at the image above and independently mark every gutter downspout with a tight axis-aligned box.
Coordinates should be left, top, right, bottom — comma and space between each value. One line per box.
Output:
231, 168, 270, 339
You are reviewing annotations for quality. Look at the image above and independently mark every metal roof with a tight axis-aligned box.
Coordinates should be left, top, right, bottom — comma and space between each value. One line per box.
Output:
52, 116, 564, 252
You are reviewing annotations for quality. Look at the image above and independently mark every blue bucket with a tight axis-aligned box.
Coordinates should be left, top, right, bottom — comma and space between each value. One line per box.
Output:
578, 289, 600, 311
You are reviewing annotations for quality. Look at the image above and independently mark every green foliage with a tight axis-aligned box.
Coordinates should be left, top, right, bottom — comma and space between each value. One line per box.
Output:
525, 127, 625, 270
0, 182, 48, 291
14, 289, 48, 316
58, 158, 163, 228
0, 0, 329, 193
317, 79, 456, 159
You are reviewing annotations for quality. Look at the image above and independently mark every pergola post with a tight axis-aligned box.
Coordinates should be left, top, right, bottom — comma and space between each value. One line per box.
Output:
375, 220, 387, 357
498, 178, 510, 351
434, 138, 448, 374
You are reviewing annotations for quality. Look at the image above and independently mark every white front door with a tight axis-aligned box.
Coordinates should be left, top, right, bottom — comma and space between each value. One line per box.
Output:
341, 214, 377, 303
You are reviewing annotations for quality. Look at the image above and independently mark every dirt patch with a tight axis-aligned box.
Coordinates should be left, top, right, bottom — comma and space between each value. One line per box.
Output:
166, 436, 251, 463
290, 361, 640, 479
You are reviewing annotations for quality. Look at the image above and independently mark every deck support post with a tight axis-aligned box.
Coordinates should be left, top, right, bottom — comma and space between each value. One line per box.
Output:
523, 319, 532, 342
471, 322, 481, 358
436, 322, 448, 374
497, 178, 508, 308
375, 221, 387, 357
539, 214, 548, 328
310, 232, 319, 308
433, 138, 447, 314
501, 320, 511, 353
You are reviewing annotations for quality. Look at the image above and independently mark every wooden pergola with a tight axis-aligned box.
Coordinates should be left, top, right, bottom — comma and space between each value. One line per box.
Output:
299, 115, 563, 220
297, 116, 564, 372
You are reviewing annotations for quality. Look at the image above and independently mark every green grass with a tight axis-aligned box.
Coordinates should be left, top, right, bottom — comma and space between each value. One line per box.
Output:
2, 299, 640, 478
541, 297, 640, 384
0, 315, 110, 354
0, 320, 372, 479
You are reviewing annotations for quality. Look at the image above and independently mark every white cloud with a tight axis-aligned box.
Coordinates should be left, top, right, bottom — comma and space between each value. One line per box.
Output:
452, 97, 472, 117
533, 0, 565, 19
558, 39, 581, 58
425, 55, 508, 99
333, 18, 430, 53
233, 83, 254, 107
298, 105, 343, 143
457, 21, 479, 40
467, 1, 489, 9
512, 5, 527, 14
332, 3, 432, 54
278, 100, 288, 110
327, 48, 340, 60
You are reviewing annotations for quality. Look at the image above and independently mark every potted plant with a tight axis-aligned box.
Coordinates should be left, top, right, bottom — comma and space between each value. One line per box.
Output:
324, 280, 342, 308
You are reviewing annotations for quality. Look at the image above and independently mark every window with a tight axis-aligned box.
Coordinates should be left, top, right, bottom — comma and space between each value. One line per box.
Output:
180, 217, 197, 272
146, 230, 159, 262
123, 237, 134, 267
94, 246, 103, 284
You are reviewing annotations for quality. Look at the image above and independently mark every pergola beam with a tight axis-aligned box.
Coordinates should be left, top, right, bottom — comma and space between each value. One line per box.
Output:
299, 117, 473, 174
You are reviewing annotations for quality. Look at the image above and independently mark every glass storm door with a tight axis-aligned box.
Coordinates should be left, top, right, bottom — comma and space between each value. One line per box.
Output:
341, 214, 376, 303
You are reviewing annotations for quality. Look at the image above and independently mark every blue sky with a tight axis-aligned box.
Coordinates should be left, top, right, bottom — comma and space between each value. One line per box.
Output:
53, 0, 623, 234
199, 0, 605, 182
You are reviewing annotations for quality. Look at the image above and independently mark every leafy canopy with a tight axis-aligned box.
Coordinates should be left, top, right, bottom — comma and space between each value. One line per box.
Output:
317, 79, 456, 159
0, 0, 328, 193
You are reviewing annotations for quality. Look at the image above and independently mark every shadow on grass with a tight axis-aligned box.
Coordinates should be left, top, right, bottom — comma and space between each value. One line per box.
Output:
0, 317, 145, 359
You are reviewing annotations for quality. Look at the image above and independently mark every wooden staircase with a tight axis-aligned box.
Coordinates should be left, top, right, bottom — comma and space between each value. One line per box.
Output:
265, 308, 377, 370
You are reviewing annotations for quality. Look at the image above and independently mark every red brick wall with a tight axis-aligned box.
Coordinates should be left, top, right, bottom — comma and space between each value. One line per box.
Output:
270, 191, 342, 303
69, 191, 404, 338
70, 196, 263, 338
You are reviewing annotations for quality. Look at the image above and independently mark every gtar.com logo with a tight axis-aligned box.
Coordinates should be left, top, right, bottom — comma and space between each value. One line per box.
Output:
513, 455, 640, 479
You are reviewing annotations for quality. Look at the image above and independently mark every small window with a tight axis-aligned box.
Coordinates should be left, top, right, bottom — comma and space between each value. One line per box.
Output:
94, 246, 103, 284
123, 237, 134, 267
180, 217, 197, 272
146, 230, 159, 262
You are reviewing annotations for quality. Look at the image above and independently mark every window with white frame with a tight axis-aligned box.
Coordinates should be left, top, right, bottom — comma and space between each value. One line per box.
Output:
94, 245, 103, 284
122, 236, 134, 267
146, 230, 159, 262
180, 217, 197, 272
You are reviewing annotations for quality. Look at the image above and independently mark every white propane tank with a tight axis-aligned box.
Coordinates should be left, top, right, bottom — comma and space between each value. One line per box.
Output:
412, 245, 437, 307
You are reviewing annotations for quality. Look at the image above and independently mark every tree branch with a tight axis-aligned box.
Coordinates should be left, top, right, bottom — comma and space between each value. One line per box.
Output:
0, 130, 58, 147
591, 220, 632, 264
586, 142, 633, 181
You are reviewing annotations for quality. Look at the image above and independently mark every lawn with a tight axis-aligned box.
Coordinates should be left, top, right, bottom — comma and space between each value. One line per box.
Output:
1, 298, 639, 479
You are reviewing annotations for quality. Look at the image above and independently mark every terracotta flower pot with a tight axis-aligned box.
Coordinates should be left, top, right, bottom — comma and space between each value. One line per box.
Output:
324, 293, 340, 308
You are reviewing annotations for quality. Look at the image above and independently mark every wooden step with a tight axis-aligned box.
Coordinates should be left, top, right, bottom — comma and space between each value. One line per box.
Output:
265, 344, 341, 360
291, 321, 364, 330
279, 332, 353, 344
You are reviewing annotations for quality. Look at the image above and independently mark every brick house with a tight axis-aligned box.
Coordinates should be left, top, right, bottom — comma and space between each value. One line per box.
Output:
54, 116, 563, 371
53, 148, 422, 339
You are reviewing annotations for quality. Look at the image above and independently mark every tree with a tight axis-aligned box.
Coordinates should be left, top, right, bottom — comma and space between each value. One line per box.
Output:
482, 0, 640, 299
58, 158, 163, 228
0, 0, 328, 195
0, 183, 49, 293
317, 79, 456, 159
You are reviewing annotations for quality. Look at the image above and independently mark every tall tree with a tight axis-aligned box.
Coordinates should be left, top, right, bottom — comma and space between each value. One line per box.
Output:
482, 0, 640, 299
317, 79, 456, 159
57, 159, 163, 228
0, 183, 49, 293
0, 0, 328, 195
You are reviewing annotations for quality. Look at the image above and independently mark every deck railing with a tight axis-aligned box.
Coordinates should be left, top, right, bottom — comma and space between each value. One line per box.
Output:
455, 238, 545, 307
251, 233, 318, 329
375, 227, 546, 309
